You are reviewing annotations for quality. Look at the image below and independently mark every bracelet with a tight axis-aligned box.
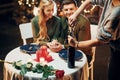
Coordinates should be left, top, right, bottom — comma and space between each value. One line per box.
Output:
75, 41, 79, 48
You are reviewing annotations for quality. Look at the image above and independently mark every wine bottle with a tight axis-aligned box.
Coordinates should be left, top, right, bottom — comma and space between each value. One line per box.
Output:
67, 46, 75, 68
67, 28, 75, 68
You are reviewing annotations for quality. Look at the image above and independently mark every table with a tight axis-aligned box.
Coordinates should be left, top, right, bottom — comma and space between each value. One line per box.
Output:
4, 46, 88, 80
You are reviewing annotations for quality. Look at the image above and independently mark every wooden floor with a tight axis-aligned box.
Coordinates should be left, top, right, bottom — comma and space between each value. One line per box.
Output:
0, 16, 110, 80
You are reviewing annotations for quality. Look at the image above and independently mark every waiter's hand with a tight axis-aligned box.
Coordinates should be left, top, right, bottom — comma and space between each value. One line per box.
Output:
68, 35, 78, 48
68, 13, 78, 27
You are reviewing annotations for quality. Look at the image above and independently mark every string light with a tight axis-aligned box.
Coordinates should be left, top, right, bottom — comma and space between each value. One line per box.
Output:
18, 0, 37, 7
81, 0, 96, 14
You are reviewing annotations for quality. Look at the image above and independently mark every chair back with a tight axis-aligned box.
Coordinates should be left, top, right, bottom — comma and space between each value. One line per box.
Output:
90, 24, 98, 39
88, 47, 96, 80
88, 24, 98, 80
19, 22, 33, 45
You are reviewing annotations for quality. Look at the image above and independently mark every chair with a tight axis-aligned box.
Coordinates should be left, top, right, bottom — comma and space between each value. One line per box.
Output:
90, 24, 98, 39
88, 24, 98, 80
88, 47, 96, 80
19, 22, 33, 45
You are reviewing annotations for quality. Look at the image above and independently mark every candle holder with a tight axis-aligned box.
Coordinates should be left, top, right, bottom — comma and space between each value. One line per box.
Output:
34, 45, 53, 63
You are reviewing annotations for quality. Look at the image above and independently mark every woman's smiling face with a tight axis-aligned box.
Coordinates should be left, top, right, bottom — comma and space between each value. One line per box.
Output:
43, 3, 54, 20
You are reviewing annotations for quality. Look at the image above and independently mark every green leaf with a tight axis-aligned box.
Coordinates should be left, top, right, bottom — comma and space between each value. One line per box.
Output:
13, 60, 22, 70
12, 61, 59, 79
42, 65, 55, 79
36, 64, 43, 69
43, 65, 54, 71
42, 71, 49, 79
49, 71, 54, 76
32, 67, 37, 73
25, 62, 33, 71
20, 64, 27, 76
37, 68, 43, 73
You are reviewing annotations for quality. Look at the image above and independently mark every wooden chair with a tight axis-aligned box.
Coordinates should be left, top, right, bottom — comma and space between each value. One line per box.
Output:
90, 24, 98, 39
88, 47, 96, 80
88, 24, 98, 80
19, 22, 33, 45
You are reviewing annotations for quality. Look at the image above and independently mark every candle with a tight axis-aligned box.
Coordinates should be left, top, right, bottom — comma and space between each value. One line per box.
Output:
40, 46, 48, 58
41, 60, 48, 66
36, 51, 40, 62
39, 57, 45, 63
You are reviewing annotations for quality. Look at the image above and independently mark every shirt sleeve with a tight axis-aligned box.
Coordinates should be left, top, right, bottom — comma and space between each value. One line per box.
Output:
31, 16, 39, 42
97, 21, 113, 43
91, 0, 105, 7
97, 7, 120, 43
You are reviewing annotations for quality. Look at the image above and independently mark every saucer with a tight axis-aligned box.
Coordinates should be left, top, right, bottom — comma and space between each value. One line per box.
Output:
20, 44, 40, 54
58, 49, 83, 61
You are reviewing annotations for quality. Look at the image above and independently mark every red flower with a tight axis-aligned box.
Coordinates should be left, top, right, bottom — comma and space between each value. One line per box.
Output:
55, 70, 65, 78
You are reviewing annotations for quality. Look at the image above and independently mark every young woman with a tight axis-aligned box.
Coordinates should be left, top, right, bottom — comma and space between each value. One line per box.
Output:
31, 0, 62, 52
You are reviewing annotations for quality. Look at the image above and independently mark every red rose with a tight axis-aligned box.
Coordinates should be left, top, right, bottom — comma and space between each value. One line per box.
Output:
55, 70, 65, 78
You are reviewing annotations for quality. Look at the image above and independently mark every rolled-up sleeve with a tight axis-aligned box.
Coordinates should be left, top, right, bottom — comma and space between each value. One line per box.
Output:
97, 22, 113, 43
97, 6, 120, 43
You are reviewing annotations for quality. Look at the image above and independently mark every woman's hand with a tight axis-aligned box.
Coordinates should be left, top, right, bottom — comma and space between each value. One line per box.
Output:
47, 40, 63, 52
68, 13, 78, 27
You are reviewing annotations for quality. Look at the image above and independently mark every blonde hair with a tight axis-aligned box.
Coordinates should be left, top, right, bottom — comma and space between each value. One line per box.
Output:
38, 0, 53, 41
